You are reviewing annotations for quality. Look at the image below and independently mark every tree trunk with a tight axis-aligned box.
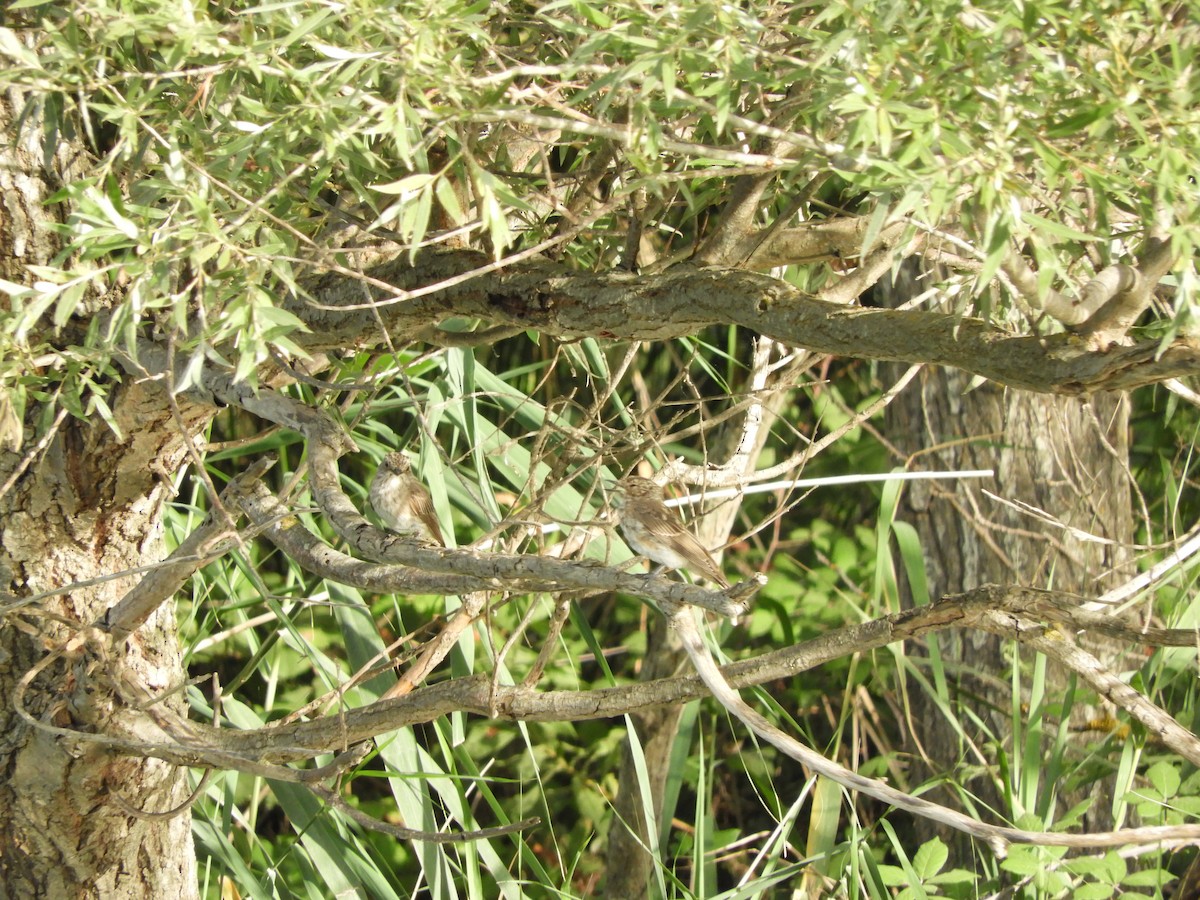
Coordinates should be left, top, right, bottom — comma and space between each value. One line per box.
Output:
880, 267, 1136, 858
604, 616, 688, 900
0, 88, 203, 898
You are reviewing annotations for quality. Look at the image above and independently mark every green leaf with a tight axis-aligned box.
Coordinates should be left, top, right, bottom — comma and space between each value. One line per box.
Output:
875, 864, 908, 887
434, 176, 467, 226
912, 837, 948, 880
975, 215, 1012, 295
1045, 102, 1118, 138
1072, 886, 1116, 900
4, 0, 53, 13
1146, 760, 1181, 799
1122, 868, 1177, 888
84, 380, 124, 441
860, 194, 892, 257
52, 280, 87, 328
1021, 212, 1098, 243
1000, 845, 1043, 876
91, 190, 139, 240
372, 173, 437, 196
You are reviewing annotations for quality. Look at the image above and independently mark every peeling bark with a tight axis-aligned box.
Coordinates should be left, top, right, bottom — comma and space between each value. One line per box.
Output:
0, 89, 207, 899
0, 392, 207, 898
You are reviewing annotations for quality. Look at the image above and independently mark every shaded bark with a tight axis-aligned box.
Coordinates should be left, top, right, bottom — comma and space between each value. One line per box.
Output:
603, 616, 688, 900
880, 266, 1136, 861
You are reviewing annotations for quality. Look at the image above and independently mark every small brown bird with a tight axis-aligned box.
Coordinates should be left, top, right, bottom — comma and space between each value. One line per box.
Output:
369, 452, 445, 545
612, 476, 730, 589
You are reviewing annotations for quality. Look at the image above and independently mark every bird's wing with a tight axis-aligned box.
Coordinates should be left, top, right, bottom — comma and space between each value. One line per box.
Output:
412, 490, 445, 545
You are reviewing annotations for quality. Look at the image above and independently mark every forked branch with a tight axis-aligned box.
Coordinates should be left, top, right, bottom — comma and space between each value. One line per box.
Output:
665, 586, 1200, 857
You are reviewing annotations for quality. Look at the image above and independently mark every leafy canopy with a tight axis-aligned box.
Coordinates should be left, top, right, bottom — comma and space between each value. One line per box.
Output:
0, 0, 1197, 434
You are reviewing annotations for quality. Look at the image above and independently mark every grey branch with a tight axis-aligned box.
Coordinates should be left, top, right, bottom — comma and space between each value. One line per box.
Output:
1072, 236, 1175, 343
102, 459, 276, 639
235, 478, 496, 595
977, 606, 1200, 766
130, 339, 754, 618
1004, 236, 1175, 341
665, 591, 1200, 856
286, 249, 1196, 395
52, 581, 1200, 857
104, 585, 1185, 766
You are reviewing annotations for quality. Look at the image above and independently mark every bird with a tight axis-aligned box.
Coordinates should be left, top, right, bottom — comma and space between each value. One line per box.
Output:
369, 452, 445, 545
611, 475, 730, 589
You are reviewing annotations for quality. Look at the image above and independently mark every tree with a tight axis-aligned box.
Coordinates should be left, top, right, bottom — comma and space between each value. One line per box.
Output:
2, 1, 1199, 897
879, 261, 1136, 864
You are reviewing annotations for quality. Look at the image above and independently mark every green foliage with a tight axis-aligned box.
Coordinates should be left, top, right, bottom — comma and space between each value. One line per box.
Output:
3, 0, 1199, 431
163, 323, 1200, 897
877, 836, 977, 899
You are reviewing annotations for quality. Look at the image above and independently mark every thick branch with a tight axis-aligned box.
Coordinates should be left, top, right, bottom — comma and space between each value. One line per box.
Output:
288, 250, 1199, 395
1073, 236, 1176, 343
80, 588, 985, 766
1004, 236, 1175, 341
692, 173, 775, 266
744, 218, 911, 270
235, 479, 496, 596
143, 585, 1184, 762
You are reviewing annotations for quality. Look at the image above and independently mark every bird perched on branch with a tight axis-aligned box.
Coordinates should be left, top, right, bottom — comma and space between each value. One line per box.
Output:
611, 476, 730, 589
369, 452, 445, 546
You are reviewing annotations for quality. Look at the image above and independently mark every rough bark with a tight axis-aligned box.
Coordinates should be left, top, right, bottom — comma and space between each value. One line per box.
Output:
880, 266, 1136, 860
289, 249, 1200, 396
0, 89, 205, 899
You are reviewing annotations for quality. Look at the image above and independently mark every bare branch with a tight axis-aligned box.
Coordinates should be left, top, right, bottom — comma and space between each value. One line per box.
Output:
235, 478, 496, 596
1003, 236, 1176, 341
977, 606, 1200, 767
284, 249, 1200, 395
666, 592, 1200, 856
379, 590, 487, 701
146, 585, 1183, 762
1001, 252, 1080, 322
121, 341, 755, 618
817, 243, 905, 306
39, 578, 1200, 862
1074, 236, 1176, 343
102, 459, 275, 640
